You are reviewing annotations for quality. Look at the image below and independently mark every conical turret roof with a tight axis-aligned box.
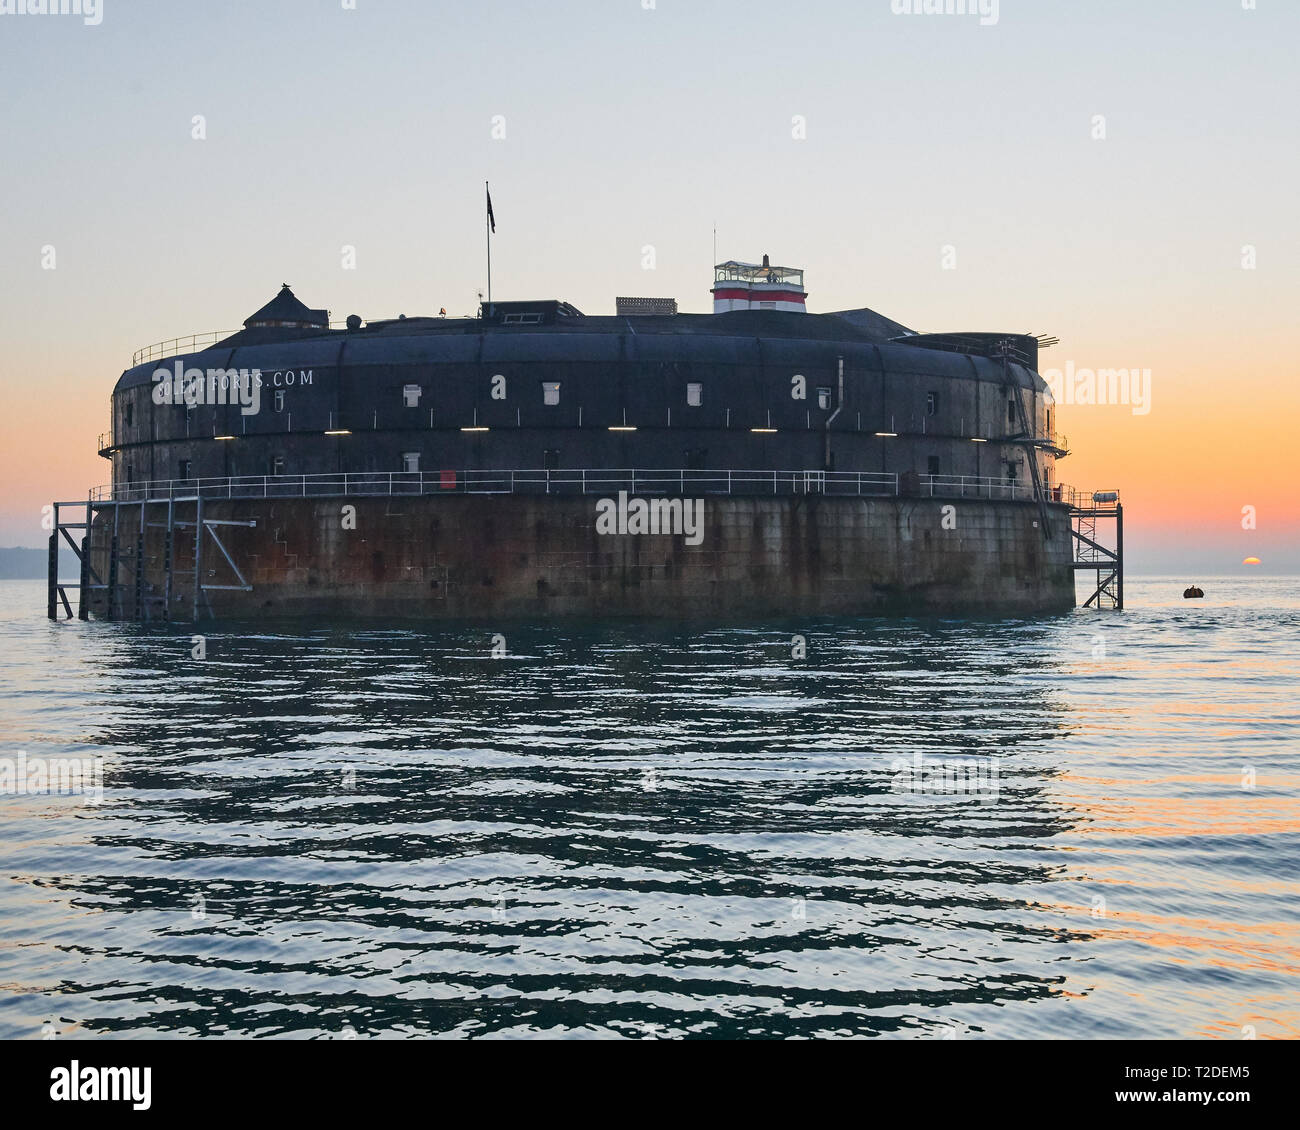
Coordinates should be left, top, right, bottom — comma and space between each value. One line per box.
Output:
243, 284, 328, 329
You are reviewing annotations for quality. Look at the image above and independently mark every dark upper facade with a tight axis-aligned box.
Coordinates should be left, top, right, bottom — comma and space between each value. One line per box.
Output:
103, 286, 1066, 492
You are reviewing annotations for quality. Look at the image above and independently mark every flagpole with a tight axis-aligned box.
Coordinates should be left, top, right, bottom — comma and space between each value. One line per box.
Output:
485, 180, 492, 317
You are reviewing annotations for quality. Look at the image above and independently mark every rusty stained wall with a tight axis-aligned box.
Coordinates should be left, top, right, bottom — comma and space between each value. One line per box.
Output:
85, 495, 1074, 621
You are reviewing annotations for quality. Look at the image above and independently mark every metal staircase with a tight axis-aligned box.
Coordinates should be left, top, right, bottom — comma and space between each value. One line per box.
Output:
1068, 489, 1124, 609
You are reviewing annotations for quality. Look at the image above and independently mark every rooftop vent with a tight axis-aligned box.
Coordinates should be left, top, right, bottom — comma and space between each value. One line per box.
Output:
480, 300, 585, 325
616, 297, 678, 316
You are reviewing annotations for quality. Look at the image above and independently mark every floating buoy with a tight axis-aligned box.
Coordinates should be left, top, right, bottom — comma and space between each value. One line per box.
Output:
1183, 585, 1204, 599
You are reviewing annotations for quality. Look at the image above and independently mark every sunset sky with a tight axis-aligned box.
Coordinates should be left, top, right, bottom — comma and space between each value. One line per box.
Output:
1, 0, 1295, 573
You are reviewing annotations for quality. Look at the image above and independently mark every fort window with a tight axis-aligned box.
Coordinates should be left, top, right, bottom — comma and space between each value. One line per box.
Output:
686, 382, 703, 407
544, 448, 559, 470
817, 387, 832, 410
274, 389, 286, 413
926, 392, 938, 417
402, 452, 420, 473
542, 382, 561, 406
402, 384, 422, 408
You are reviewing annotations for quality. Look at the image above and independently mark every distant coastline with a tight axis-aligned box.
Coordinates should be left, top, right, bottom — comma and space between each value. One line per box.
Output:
0, 547, 79, 580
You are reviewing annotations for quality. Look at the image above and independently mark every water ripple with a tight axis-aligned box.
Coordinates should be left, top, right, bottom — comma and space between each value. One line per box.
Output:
0, 577, 1297, 1038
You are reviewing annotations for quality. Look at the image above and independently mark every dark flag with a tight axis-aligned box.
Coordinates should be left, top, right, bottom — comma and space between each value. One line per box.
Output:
486, 185, 496, 234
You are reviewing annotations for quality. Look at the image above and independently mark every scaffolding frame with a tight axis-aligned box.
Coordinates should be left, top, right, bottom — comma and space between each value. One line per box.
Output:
47, 495, 254, 623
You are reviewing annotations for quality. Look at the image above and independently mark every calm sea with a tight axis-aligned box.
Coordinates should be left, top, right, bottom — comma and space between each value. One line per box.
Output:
1, 576, 1296, 1039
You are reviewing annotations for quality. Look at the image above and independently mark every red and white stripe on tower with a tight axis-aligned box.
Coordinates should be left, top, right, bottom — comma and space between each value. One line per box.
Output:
711, 254, 807, 314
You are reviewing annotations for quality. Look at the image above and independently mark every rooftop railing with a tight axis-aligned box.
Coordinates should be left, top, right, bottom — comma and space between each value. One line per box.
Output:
130, 320, 356, 366
132, 331, 239, 367
89, 469, 1093, 506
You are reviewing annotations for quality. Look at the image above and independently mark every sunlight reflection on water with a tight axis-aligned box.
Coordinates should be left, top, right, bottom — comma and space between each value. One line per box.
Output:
0, 577, 1297, 1039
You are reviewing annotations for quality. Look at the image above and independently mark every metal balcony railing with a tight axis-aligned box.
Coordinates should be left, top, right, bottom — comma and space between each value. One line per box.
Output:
1058, 486, 1121, 509
89, 469, 1080, 505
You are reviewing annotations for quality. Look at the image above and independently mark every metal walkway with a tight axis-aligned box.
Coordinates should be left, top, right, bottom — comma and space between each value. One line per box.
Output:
91, 467, 1065, 504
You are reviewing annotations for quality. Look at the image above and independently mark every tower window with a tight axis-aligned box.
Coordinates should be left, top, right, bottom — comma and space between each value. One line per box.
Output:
1007, 399, 1017, 425
178, 459, 192, 481
686, 448, 707, 470
686, 382, 703, 407
124, 401, 133, 426
926, 392, 938, 417
402, 452, 420, 473
274, 389, 286, 412
543, 448, 559, 470
927, 456, 941, 476
817, 387, 832, 410
403, 384, 422, 408
269, 455, 285, 476
542, 382, 561, 406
